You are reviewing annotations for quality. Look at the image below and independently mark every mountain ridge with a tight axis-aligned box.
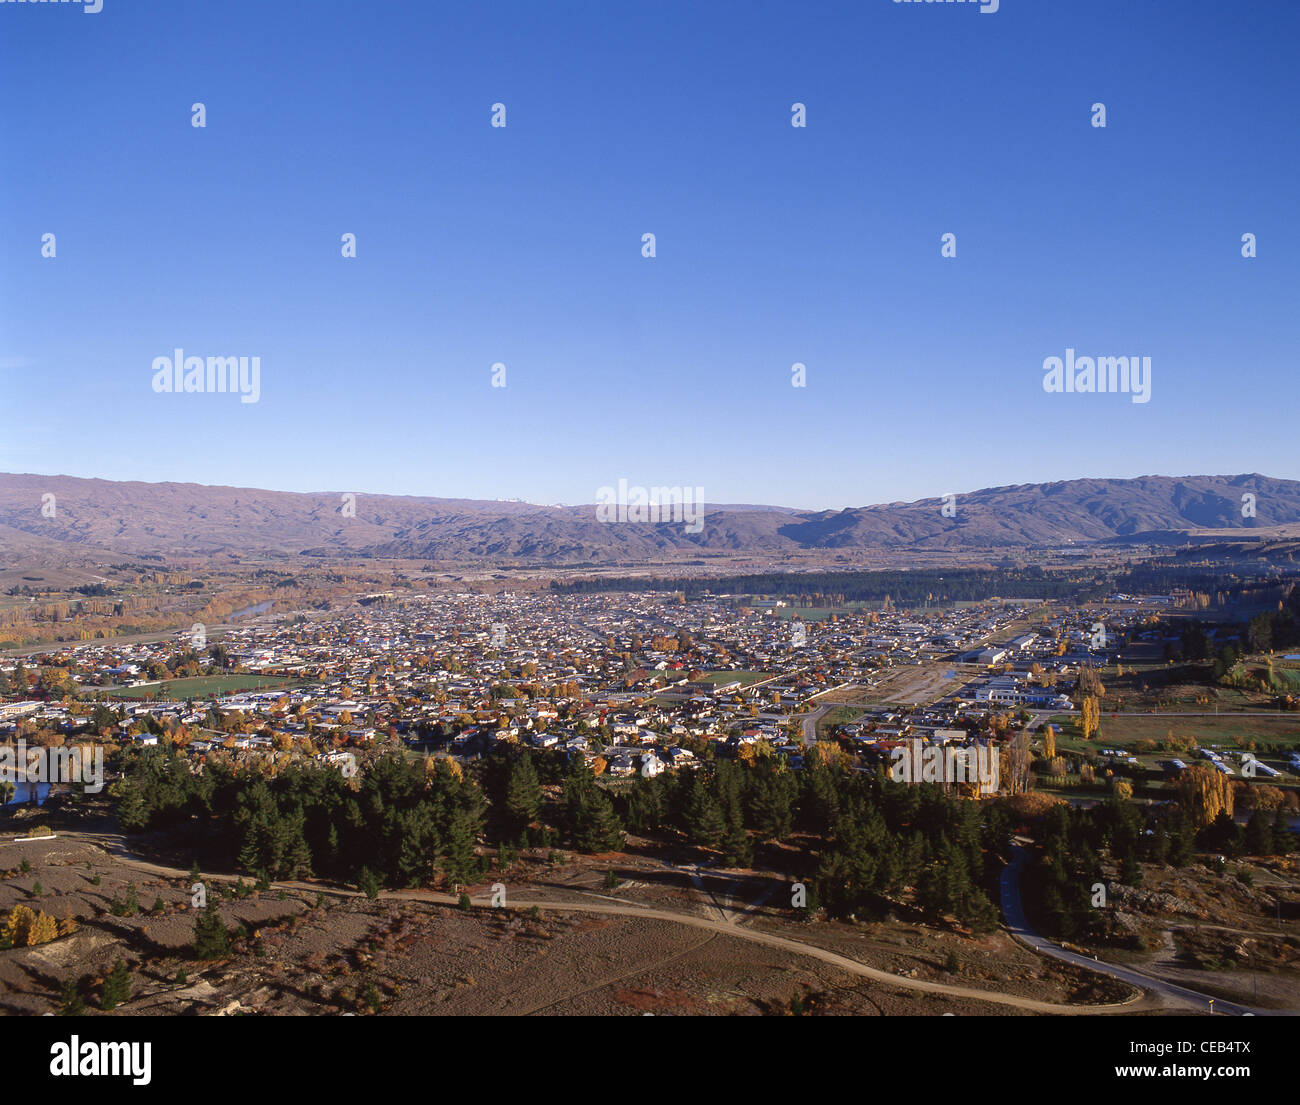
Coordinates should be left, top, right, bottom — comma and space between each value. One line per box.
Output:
1, 471, 1295, 565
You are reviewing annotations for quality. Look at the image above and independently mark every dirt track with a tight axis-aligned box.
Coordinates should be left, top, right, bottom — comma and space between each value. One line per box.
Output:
32, 830, 1157, 1016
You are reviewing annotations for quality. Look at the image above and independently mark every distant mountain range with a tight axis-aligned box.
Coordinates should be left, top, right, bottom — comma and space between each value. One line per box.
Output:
1, 472, 1297, 566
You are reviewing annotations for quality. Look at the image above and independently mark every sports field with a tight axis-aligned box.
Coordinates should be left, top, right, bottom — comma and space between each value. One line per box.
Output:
109, 674, 305, 700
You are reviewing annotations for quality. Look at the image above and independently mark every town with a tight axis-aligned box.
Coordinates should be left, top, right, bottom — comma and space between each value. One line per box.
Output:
1, 589, 1150, 786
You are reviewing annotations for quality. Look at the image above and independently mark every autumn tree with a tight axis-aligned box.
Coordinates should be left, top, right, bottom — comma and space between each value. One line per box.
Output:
1004, 730, 1032, 796
1077, 666, 1106, 698
27, 911, 58, 946
1080, 696, 1100, 741
1, 905, 36, 947
1176, 764, 1235, 829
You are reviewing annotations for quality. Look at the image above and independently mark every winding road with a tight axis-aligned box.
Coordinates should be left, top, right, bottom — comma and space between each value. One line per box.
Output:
21, 828, 1289, 1015
11, 829, 1149, 1015
999, 842, 1282, 1016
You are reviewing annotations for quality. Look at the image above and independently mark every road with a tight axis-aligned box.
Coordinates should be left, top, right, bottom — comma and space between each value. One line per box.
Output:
800, 704, 831, 745
1023, 711, 1066, 732
999, 842, 1283, 1016
790, 684, 866, 745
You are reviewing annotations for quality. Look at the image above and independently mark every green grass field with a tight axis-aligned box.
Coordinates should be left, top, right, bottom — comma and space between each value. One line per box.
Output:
1269, 665, 1300, 691
110, 674, 305, 701
817, 705, 861, 739
698, 670, 771, 687
1048, 712, 1300, 750
1043, 712, 1300, 789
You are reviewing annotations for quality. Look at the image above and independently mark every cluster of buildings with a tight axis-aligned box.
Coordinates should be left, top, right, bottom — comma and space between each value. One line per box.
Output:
0, 588, 1167, 793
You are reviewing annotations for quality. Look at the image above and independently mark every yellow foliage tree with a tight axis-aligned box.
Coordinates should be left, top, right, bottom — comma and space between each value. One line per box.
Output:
27, 911, 58, 946
1, 905, 35, 946
1080, 696, 1100, 741
811, 741, 849, 770
0, 905, 59, 946
1176, 764, 1235, 829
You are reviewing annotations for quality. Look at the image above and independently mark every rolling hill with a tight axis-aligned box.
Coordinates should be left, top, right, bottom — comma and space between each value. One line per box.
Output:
1, 472, 1296, 566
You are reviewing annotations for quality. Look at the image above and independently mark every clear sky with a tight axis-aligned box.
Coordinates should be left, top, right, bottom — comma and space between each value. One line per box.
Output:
1, 0, 1296, 511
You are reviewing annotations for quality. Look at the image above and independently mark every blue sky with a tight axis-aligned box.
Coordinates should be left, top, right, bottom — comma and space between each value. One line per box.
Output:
1, 0, 1296, 511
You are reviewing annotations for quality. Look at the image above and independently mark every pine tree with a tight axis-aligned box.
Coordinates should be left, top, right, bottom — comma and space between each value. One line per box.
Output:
58, 979, 86, 1016
685, 776, 725, 849
1167, 809, 1197, 866
575, 788, 626, 854
192, 906, 231, 960
282, 809, 314, 880
1271, 807, 1293, 855
723, 813, 753, 868
504, 754, 542, 831
442, 806, 484, 884
623, 776, 664, 833
1244, 810, 1274, 856
959, 889, 999, 933
751, 772, 795, 843
394, 805, 439, 887
1119, 852, 1143, 887
100, 957, 131, 1011
357, 866, 382, 899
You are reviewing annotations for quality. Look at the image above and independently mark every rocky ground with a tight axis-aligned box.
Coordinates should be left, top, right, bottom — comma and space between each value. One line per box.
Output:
0, 833, 1149, 1017
1077, 856, 1300, 1010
